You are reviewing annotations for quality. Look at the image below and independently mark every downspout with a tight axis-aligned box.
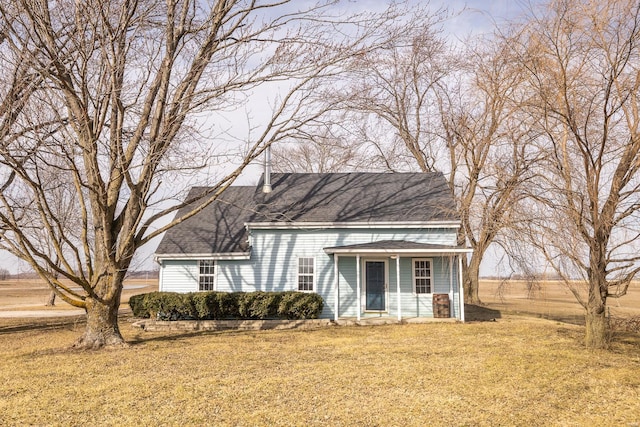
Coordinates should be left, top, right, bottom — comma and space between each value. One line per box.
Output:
449, 255, 453, 317
356, 255, 361, 321
334, 254, 339, 322
458, 255, 465, 322
158, 259, 164, 292
395, 255, 401, 321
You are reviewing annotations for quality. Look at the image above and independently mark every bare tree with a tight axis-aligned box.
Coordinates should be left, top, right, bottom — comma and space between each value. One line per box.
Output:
509, 0, 640, 348
436, 37, 537, 304
301, 8, 533, 304
336, 6, 452, 174
37, 177, 79, 306
0, 0, 400, 349
271, 121, 376, 173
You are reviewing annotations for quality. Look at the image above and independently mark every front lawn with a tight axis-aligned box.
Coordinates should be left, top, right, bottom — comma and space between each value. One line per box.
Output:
0, 314, 638, 426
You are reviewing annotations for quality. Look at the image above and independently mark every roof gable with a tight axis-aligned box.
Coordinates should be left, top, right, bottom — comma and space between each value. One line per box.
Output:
155, 172, 458, 256
155, 186, 257, 256
253, 172, 457, 223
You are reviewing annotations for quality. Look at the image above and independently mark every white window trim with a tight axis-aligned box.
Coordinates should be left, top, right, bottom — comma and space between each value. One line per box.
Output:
198, 260, 217, 292
296, 256, 316, 292
412, 258, 433, 295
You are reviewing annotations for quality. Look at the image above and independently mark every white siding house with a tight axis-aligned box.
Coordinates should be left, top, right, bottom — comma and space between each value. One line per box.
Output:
155, 172, 471, 321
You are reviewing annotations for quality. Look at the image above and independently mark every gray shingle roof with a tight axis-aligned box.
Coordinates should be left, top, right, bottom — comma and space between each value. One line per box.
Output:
155, 172, 458, 256
253, 172, 456, 223
155, 186, 257, 256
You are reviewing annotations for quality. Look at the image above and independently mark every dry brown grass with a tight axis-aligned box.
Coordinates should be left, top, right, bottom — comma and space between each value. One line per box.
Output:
0, 278, 639, 425
479, 279, 640, 326
0, 313, 639, 426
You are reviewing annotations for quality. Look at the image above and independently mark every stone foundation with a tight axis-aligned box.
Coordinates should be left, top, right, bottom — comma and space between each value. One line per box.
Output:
132, 318, 333, 332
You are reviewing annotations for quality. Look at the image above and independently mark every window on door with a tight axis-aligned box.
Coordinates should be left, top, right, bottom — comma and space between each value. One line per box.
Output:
365, 260, 386, 311
413, 258, 432, 294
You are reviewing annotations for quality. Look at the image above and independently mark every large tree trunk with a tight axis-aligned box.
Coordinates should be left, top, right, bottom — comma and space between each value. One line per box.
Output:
583, 240, 610, 349
585, 275, 608, 349
464, 253, 482, 304
585, 306, 607, 349
73, 296, 126, 349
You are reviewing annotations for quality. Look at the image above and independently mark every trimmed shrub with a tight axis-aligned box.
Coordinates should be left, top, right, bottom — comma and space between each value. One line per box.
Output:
192, 292, 215, 319
129, 290, 324, 320
129, 294, 147, 318
277, 291, 303, 319
148, 292, 194, 320
217, 292, 242, 318
280, 292, 324, 319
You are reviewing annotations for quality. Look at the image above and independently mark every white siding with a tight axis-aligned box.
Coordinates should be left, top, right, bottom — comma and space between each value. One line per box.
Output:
159, 260, 199, 293
157, 227, 463, 319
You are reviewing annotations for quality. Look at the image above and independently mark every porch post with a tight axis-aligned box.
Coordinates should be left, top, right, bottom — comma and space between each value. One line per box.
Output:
449, 255, 453, 317
158, 261, 164, 292
396, 255, 401, 321
458, 254, 465, 322
356, 254, 361, 321
334, 254, 339, 322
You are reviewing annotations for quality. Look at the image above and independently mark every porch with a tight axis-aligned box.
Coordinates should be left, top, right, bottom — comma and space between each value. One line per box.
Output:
324, 240, 472, 322
333, 316, 460, 326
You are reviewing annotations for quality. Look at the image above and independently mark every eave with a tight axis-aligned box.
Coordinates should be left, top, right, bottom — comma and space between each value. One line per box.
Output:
323, 240, 472, 256
245, 221, 461, 230
323, 247, 473, 255
154, 252, 251, 262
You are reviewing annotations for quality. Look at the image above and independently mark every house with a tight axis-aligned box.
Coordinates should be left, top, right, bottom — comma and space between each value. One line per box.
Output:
155, 172, 471, 321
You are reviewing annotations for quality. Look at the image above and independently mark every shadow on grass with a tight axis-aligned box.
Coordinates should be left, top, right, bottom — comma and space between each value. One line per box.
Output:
536, 313, 585, 326
466, 304, 589, 329
126, 327, 258, 346
0, 315, 86, 335
469, 302, 589, 326
465, 304, 502, 322
610, 331, 640, 351
499, 309, 586, 326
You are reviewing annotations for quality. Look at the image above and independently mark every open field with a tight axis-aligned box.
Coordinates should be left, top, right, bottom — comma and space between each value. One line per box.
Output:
2, 277, 638, 322
479, 279, 640, 325
0, 278, 638, 425
0, 278, 158, 316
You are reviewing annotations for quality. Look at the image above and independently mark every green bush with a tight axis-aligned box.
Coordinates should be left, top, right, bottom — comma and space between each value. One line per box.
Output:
217, 292, 241, 318
129, 294, 147, 318
279, 291, 324, 319
241, 292, 283, 319
129, 290, 324, 320
142, 292, 194, 320
191, 292, 214, 319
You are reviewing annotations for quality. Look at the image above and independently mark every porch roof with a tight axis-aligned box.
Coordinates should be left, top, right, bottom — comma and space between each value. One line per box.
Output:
323, 239, 472, 255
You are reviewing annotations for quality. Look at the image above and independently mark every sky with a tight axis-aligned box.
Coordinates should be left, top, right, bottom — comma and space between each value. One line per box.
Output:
235, 0, 535, 186
147, 0, 537, 274
0, 0, 538, 275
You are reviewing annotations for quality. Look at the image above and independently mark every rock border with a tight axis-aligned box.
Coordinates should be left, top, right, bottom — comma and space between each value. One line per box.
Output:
132, 318, 333, 332
132, 316, 459, 332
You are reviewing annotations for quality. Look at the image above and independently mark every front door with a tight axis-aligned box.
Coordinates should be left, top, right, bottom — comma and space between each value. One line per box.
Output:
365, 260, 386, 311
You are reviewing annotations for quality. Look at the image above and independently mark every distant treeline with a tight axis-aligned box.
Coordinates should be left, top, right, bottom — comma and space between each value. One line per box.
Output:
0, 270, 159, 280
481, 274, 564, 281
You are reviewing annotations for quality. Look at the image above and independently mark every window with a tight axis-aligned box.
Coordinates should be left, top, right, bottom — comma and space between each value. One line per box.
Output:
413, 259, 432, 294
199, 260, 216, 291
297, 257, 315, 291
